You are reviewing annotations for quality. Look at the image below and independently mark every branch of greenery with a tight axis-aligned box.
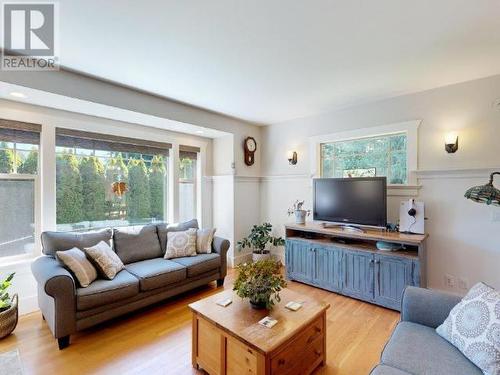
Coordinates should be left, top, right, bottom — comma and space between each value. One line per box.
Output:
233, 259, 286, 309
0, 272, 15, 312
236, 222, 285, 253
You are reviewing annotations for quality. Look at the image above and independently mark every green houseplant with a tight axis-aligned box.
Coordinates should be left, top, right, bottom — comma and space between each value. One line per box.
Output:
233, 259, 287, 309
237, 223, 285, 262
0, 272, 18, 339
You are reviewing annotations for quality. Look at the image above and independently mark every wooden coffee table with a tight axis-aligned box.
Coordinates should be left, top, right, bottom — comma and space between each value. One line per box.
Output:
189, 288, 330, 375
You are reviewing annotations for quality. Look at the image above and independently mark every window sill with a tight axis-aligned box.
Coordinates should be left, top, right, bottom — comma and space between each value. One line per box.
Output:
0, 254, 37, 271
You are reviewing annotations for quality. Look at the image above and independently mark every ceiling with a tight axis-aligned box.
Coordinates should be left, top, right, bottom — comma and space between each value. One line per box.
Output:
11, 1, 500, 124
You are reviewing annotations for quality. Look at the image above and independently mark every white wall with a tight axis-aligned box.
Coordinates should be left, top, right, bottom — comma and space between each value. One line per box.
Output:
260, 74, 500, 292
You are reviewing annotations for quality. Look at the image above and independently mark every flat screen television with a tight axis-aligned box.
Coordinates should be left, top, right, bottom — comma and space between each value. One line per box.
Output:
313, 177, 387, 228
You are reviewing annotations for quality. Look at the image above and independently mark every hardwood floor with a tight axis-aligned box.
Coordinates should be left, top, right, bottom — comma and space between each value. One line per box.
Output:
0, 270, 399, 375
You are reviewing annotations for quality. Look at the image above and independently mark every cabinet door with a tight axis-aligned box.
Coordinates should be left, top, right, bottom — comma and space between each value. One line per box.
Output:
314, 245, 342, 292
342, 250, 374, 301
374, 254, 413, 310
285, 240, 315, 283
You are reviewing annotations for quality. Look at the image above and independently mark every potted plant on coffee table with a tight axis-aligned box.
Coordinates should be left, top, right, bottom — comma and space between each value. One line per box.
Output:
0, 273, 18, 339
237, 223, 285, 262
233, 259, 287, 310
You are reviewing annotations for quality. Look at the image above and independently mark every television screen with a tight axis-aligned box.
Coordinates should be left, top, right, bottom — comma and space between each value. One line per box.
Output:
313, 177, 387, 227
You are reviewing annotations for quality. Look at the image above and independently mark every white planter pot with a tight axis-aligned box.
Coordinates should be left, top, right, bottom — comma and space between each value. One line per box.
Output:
252, 252, 272, 262
295, 209, 307, 224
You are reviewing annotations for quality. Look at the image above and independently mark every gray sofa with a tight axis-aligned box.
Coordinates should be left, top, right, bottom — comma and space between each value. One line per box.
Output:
31, 219, 229, 349
371, 286, 482, 375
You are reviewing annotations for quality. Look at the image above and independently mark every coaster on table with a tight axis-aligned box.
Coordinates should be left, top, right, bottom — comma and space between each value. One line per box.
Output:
259, 316, 278, 329
216, 298, 232, 307
285, 301, 303, 311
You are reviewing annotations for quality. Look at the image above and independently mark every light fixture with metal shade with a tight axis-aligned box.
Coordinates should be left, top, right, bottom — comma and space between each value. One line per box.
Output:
464, 172, 500, 206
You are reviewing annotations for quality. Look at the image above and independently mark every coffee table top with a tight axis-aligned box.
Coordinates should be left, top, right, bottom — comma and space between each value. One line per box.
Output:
189, 288, 330, 354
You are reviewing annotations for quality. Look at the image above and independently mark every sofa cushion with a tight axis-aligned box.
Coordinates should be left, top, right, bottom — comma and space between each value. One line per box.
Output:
76, 269, 139, 311
157, 219, 199, 252
370, 365, 412, 375
41, 228, 112, 257
436, 282, 500, 375
84, 241, 124, 280
125, 258, 187, 291
113, 224, 162, 264
196, 228, 216, 254
56, 247, 97, 287
165, 229, 197, 259
381, 321, 483, 375
171, 253, 221, 278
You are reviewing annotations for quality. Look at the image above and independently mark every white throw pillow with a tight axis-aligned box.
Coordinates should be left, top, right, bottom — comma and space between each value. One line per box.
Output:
165, 228, 197, 259
84, 241, 124, 280
196, 228, 216, 254
436, 282, 500, 375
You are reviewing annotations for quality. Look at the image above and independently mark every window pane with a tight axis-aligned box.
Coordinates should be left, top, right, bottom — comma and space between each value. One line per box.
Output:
321, 133, 407, 184
0, 179, 35, 257
56, 141, 168, 232
179, 155, 197, 222
17, 149, 39, 174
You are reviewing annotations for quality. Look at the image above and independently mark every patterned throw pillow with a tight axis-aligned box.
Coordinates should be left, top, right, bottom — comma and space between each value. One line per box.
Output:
436, 282, 500, 375
165, 228, 197, 259
56, 247, 97, 287
196, 228, 216, 254
84, 241, 124, 280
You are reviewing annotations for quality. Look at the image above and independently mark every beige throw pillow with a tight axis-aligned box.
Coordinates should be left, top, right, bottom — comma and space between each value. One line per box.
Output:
165, 228, 197, 259
84, 241, 124, 280
56, 247, 97, 288
196, 228, 216, 254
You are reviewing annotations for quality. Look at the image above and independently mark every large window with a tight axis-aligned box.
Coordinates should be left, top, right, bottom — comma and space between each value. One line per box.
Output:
321, 133, 407, 184
55, 129, 171, 232
0, 121, 40, 259
178, 146, 199, 222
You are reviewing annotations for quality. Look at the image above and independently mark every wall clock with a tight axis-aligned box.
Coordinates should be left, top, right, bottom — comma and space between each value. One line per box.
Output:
244, 137, 257, 166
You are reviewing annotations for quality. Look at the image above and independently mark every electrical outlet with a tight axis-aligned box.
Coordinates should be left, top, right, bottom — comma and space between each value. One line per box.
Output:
458, 278, 469, 290
445, 274, 456, 288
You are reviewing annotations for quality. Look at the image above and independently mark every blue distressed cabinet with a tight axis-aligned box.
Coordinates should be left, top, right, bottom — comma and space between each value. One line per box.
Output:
285, 223, 427, 311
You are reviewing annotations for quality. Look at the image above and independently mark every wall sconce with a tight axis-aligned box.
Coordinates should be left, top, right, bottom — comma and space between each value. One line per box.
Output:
445, 132, 458, 153
287, 151, 298, 165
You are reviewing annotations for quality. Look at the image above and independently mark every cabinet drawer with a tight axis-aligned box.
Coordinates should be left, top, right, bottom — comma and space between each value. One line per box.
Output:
226, 335, 258, 375
271, 316, 324, 375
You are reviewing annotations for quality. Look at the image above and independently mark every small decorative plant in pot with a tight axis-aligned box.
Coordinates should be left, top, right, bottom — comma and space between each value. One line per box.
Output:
287, 200, 311, 224
233, 259, 287, 310
237, 223, 285, 262
0, 273, 18, 340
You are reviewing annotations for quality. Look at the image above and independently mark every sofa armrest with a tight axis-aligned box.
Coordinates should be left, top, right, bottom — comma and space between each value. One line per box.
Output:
31, 256, 76, 338
401, 286, 462, 328
212, 236, 230, 278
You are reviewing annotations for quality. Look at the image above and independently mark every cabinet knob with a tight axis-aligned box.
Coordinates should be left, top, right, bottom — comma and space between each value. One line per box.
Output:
369, 259, 374, 263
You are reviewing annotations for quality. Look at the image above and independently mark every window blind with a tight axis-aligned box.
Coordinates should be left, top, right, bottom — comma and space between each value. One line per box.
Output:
179, 145, 200, 160
0, 119, 41, 144
56, 128, 172, 156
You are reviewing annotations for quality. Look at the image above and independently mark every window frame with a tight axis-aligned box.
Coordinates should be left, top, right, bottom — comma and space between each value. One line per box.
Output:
309, 120, 420, 186
319, 132, 408, 184
54, 141, 171, 232
178, 149, 199, 223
